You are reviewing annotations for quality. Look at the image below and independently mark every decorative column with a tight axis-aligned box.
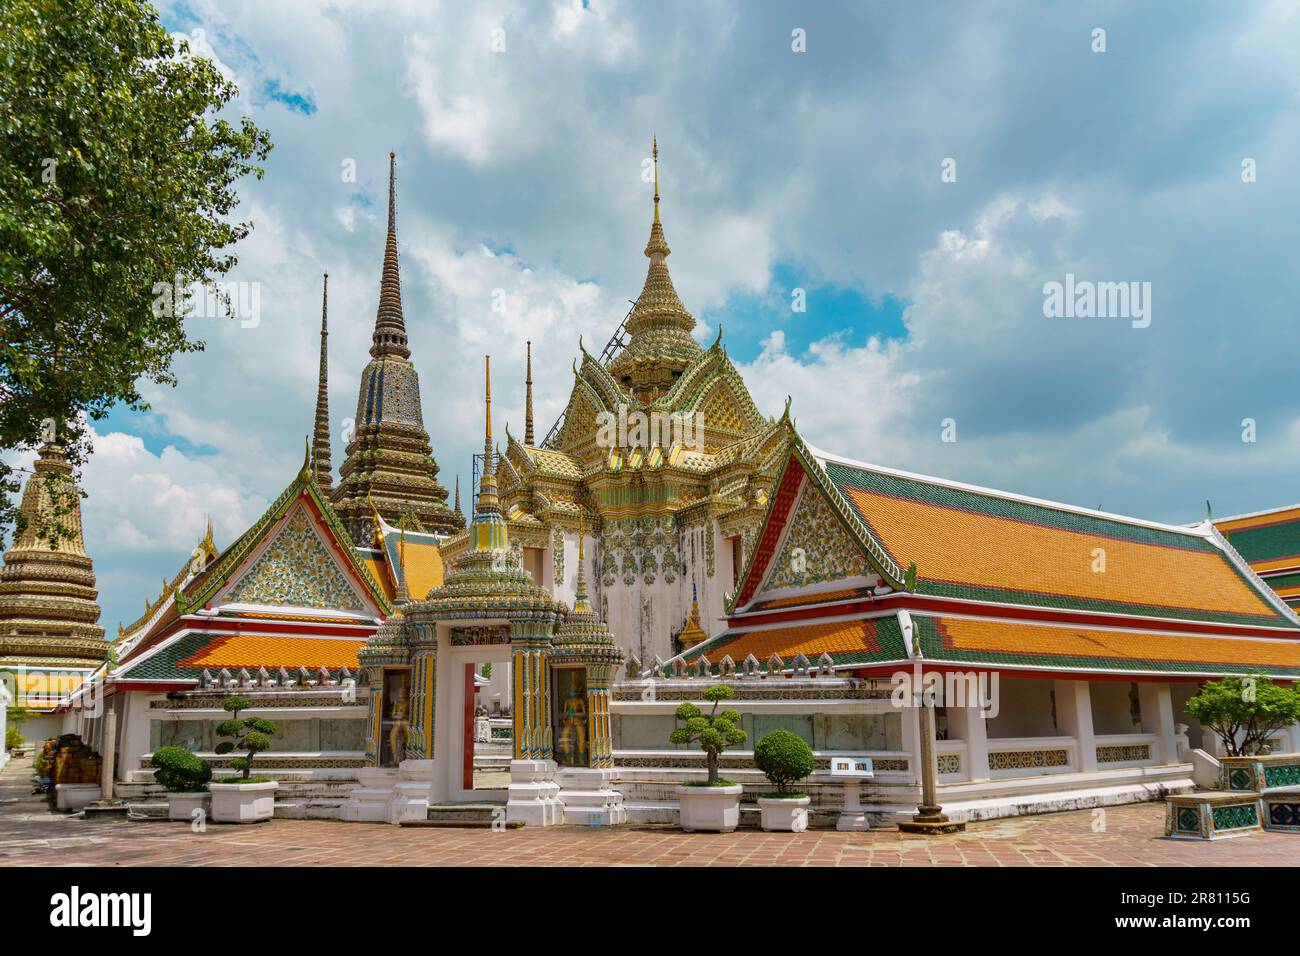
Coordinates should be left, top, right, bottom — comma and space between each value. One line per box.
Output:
899, 650, 965, 834
1054, 679, 1097, 772
406, 624, 438, 760
507, 619, 561, 826
511, 626, 553, 761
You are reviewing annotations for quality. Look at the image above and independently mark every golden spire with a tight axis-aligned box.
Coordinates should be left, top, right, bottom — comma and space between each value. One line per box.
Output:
311, 273, 332, 488
652, 134, 660, 224
476, 355, 501, 516
524, 340, 534, 446
644, 135, 670, 259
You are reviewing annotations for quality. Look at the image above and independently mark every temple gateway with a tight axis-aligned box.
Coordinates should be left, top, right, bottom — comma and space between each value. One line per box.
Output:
8, 143, 1300, 827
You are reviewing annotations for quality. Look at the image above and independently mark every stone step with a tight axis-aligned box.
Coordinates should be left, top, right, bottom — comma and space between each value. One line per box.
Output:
412, 802, 511, 828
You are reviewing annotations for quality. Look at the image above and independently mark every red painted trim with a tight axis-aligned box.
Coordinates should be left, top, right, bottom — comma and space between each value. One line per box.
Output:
735, 459, 804, 607
729, 592, 1300, 640
463, 664, 476, 791
121, 614, 379, 667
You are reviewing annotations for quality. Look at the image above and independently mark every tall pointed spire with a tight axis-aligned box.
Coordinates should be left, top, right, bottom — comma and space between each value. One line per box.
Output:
524, 340, 535, 446
454, 475, 462, 517
332, 152, 463, 541
477, 355, 500, 517
645, 134, 669, 258
610, 136, 700, 398
311, 273, 333, 488
372, 151, 410, 360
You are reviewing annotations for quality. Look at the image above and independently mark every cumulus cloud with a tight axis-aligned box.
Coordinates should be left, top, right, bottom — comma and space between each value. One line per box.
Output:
16, 0, 1300, 631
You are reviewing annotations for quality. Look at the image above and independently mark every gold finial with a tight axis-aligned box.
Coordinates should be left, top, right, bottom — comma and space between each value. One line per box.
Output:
652, 134, 660, 224
578, 510, 585, 562
484, 353, 492, 445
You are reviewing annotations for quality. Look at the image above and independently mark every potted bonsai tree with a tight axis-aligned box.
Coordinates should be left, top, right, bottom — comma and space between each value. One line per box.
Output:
754, 729, 816, 832
152, 744, 213, 822
669, 684, 747, 832
208, 695, 278, 823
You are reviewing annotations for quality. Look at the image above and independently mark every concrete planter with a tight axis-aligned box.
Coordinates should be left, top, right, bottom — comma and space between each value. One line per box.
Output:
758, 794, 811, 832
167, 792, 211, 823
676, 784, 742, 832
55, 783, 102, 812
209, 781, 277, 823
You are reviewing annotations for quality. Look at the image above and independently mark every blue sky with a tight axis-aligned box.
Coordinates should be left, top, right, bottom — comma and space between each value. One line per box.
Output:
16, 0, 1300, 635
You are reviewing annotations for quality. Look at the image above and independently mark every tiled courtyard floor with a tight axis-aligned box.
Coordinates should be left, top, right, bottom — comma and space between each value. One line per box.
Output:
1, 755, 1295, 866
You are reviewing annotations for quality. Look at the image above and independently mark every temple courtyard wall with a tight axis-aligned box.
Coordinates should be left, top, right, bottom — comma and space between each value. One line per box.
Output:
49, 672, 1300, 825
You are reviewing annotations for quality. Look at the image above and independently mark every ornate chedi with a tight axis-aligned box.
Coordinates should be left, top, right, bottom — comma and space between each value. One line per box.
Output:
333, 153, 464, 544
398, 357, 560, 763
440, 139, 788, 663
0, 443, 108, 674
674, 582, 708, 651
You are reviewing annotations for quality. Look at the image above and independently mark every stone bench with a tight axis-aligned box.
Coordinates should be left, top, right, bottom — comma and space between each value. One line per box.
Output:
1164, 792, 1262, 841
1261, 788, 1300, 834
1219, 753, 1300, 793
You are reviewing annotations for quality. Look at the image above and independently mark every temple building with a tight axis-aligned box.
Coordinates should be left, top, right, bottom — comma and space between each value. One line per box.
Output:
0, 441, 109, 741
441, 141, 787, 665
331, 153, 464, 544
1214, 505, 1300, 610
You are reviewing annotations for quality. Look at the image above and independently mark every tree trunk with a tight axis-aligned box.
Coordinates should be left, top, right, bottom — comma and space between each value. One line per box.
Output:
706, 748, 718, 785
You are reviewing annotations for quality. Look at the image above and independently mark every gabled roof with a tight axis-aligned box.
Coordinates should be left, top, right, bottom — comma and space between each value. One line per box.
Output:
114, 462, 392, 676
1215, 505, 1300, 579
729, 429, 1300, 631
176, 464, 391, 619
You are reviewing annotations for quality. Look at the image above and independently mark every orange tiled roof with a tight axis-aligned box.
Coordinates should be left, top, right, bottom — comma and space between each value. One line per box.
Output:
838, 482, 1283, 623
928, 616, 1300, 676
685, 618, 900, 668
178, 635, 365, 671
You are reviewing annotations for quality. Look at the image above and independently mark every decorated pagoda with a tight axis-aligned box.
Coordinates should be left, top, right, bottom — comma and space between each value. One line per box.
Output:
441, 140, 788, 664
332, 153, 464, 545
0, 441, 108, 738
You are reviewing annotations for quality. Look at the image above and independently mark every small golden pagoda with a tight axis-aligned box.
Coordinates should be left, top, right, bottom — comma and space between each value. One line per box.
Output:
0, 442, 108, 681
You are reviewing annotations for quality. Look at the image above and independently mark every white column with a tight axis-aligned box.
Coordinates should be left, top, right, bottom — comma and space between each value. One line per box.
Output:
897, 700, 926, 799
956, 706, 990, 783
1054, 680, 1096, 773
1139, 682, 1178, 765
119, 693, 153, 780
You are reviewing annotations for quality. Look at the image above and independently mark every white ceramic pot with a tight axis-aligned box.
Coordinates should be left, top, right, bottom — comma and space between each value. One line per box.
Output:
167, 792, 211, 823
676, 784, 743, 832
758, 794, 811, 832
208, 781, 277, 823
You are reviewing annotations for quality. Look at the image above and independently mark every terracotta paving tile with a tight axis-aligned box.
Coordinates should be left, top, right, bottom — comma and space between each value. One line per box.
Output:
3, 754, 1298, 867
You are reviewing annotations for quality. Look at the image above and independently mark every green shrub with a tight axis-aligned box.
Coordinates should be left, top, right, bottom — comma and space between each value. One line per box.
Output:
214, 695, 277, 780
216, 775, 273, 785
5, 726, 21, 751
668, 684, 747, 785
1186, 675, 1300, 756
152, 745, 212, 792
754, 729, 815, 795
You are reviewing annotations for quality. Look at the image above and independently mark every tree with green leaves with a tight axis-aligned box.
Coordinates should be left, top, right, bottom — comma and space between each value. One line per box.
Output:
669, 684, 747, 785
1185, 675, 1300, 757
0, 0, 272, 546
214, 695, 276, 780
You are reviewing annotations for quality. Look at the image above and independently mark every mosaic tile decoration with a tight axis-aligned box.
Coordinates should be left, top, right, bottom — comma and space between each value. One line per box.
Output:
226, 506, 366, 612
